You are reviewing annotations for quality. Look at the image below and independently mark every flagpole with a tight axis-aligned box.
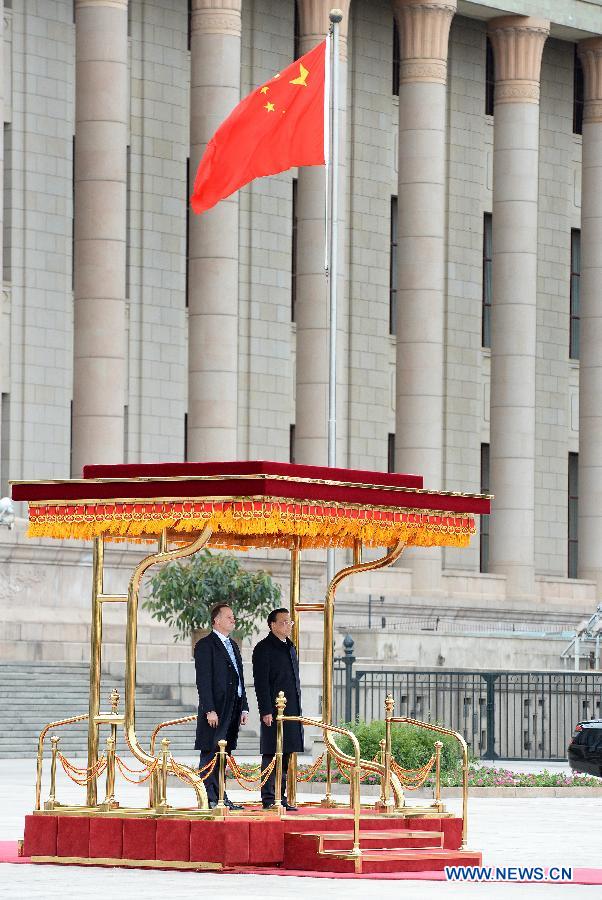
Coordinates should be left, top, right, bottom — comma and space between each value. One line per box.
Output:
326, 9, 342, 589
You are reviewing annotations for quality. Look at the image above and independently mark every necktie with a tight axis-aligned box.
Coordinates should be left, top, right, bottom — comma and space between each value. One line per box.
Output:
224, 638, 242, 698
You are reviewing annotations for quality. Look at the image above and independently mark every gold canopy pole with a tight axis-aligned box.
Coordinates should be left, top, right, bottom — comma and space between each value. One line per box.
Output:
287, 536, 301, 806
321, 539, 406, 738
86, 537, 104, 807
123, 524, 213, 807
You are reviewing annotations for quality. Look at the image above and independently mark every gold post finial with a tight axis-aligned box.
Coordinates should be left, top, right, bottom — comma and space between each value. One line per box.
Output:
276, 691, 287, 717
385, 693, 394, 718
110, 688, 120, 715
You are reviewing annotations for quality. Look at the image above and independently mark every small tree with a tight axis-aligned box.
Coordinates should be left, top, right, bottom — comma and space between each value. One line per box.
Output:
143, 549, 282, 641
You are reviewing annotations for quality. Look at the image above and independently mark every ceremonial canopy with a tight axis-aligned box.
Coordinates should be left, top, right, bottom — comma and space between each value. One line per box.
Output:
12, 460, 490, 550
12, 459, 490, 871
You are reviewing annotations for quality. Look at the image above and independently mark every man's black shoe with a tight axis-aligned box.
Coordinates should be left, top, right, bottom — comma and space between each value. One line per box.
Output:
261, 799, 297, 811
208, 799, 244, 810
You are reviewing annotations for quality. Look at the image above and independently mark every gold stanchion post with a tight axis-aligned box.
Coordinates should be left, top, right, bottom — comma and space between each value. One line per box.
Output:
324, 751, 333, 805
351, 756, 361, 858
461, 742, 469, 848
217, 739, 227, 811
286, 538, 301, 807
86, 537, 104, 807
344, 727, 362, 860
101, 735, 117, 810
45, 736, 60, 810
157, 737, 170, 812
376, 738, 387, 808
434, 740, 443, 811
382, 693, 394, 809
274, 691, 286, 811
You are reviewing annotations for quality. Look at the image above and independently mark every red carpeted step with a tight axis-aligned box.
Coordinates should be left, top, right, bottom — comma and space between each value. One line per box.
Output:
410, 816, 463, 850
283, 829, 481, 874
360, 850, 483, 875
320, 830, 443, 851
282, 814, 410, 835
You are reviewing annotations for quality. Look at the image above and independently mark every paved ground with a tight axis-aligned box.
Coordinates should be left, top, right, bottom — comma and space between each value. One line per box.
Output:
1, 758, 601, 899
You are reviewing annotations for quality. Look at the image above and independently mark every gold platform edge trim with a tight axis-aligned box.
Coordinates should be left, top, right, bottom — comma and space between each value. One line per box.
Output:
30, 855, 222, 870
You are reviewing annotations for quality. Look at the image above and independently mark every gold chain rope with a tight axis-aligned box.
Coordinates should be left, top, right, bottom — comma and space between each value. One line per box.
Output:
296, 753, 325, 782
390, 755, 436, 789
58, 753, 107, 785
227, 754, 276, 790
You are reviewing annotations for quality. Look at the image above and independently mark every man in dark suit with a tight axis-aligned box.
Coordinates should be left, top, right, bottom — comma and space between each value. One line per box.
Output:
194, 603, 249, 809
252, 608, 304, 810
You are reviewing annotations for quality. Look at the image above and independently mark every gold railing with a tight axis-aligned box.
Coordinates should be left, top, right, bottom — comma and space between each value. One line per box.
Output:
35, 714, 88, 810
320, 539, 406, 804
37, 700, 209, 813
148, 714, 198, 808
276, 691, 363, 857
122, 527, 212, 807
382, 693, 470, 848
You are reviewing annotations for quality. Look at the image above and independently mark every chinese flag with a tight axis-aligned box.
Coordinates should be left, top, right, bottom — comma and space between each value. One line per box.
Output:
190, 41, 326, 215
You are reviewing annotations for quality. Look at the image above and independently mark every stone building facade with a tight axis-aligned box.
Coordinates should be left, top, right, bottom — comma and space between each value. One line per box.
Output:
2, 0, 602, 669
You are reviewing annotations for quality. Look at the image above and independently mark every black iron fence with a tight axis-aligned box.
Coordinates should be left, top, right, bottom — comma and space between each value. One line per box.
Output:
333, 637, 602, 760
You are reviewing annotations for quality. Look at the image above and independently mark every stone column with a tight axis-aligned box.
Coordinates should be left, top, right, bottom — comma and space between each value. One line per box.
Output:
577, 38, 602, 593
0, 5, 4, 486
72, 0, 128, 475
487, 16, 549, 598
295, 0, 349, 466
188, 1, 241, 462
393, 0, 455, 594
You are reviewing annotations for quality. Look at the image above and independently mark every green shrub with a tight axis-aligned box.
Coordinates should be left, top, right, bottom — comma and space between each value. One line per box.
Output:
143, 549, 281, 641
335, 720, 463, 775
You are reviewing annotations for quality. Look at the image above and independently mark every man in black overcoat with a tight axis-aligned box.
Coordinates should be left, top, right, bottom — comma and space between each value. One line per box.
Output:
252, 608, 304, 810
194, 603, 249, 809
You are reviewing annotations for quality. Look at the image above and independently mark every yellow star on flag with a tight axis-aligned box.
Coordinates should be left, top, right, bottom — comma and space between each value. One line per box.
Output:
290, 63, 309, 87
264, 101, 275, 112
260, 86, 269, 95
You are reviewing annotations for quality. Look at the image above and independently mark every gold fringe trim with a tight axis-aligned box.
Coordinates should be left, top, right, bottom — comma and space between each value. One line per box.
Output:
27, 503, 474, 550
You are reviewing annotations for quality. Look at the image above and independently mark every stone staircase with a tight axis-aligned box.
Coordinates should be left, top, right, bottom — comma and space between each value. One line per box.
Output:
0, 662, 258, 759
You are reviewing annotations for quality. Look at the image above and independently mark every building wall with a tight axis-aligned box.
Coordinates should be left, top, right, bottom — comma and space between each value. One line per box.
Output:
534, 38, 573, 578
1, 0, 601, 668
5, 1, 74, 484
127, 0, 189, 463
239, 0, 295, 462
346, 0, 394, 472
443, 16, 489, 572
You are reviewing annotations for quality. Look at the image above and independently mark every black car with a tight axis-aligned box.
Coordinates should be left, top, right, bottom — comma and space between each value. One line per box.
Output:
568, 719, 602, 777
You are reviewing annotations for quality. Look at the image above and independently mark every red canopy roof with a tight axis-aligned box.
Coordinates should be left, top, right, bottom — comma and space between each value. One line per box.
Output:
12, 460, 490, 550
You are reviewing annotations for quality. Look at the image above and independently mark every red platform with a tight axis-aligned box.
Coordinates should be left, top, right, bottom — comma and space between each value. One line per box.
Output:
22, 809, 480, 875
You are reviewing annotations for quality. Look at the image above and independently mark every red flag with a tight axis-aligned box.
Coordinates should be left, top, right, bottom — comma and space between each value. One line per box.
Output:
191, 41, 326, 215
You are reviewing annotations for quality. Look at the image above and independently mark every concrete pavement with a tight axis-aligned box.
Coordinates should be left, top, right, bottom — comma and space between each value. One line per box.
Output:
1, 758, 601, 898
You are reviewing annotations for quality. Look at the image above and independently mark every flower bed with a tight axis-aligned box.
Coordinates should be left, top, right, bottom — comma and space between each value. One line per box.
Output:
228, 762, 601, 789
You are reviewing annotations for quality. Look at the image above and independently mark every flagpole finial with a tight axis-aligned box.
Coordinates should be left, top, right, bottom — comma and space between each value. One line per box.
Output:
329, 9, 343, 24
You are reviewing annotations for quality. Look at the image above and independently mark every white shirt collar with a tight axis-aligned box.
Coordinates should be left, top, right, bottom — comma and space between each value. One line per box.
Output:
213, 628, 231, 644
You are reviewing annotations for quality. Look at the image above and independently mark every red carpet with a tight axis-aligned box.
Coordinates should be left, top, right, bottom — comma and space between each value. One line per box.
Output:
2, 841, 602, 884
0, 842, 28, 864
